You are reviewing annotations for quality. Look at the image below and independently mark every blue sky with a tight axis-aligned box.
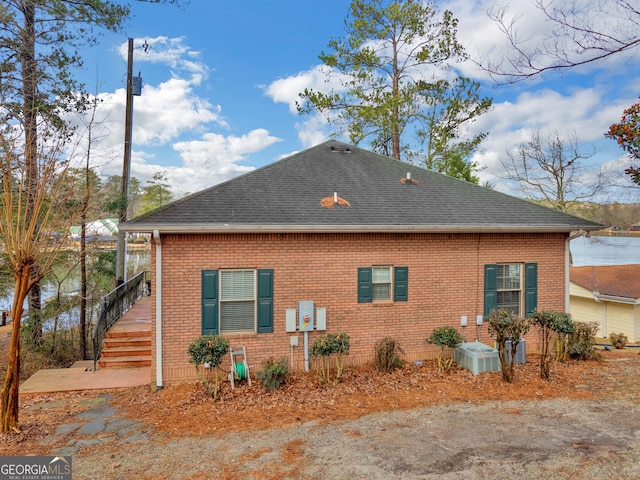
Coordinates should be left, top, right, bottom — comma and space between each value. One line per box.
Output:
71, 0, 640, 203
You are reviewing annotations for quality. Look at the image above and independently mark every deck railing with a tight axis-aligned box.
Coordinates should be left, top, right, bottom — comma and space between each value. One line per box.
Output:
92, 271, 149, 370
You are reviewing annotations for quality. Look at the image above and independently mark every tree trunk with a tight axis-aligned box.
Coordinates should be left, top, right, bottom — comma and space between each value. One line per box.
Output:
80, 199, 88, 359
21, 0, 43, 346
1, 270, 31, 433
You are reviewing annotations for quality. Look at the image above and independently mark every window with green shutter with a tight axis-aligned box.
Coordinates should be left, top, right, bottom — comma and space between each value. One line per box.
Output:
201, 268, 274, 334
484, 263, 537, 318
358, 266, 408, 303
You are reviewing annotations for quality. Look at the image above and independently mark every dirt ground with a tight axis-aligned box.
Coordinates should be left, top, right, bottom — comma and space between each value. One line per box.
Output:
2, 347, 640, 479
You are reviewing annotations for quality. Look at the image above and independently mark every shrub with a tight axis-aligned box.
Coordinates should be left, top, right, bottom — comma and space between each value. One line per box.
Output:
187, 335, 229, 400
553, 312, 575, 362
374, 337, 405, 372
609, 332, 628, 349
310, 332, 350, 386
256, 357, 289, 391
426, 326, 464, 372
528, 310, 573, 380
568, 321, 600, 361
487, 308, 529, 383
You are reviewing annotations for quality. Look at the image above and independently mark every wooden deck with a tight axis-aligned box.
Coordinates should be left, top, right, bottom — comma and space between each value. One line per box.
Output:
19, 296, 152, 394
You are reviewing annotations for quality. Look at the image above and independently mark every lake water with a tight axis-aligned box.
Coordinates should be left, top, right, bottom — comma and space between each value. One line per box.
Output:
0, 249, 150, 313
570, 235, 640, 266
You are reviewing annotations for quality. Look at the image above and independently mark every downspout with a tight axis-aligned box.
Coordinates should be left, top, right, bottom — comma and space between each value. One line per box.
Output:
564, 236, 571, 312
154, 229, 163, 390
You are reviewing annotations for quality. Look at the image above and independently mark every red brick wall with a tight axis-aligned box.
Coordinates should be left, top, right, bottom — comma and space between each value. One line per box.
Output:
149, 232, 567, 384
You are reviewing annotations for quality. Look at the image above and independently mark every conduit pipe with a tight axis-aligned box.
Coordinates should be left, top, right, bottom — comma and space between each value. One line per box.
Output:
154, 229, 163, 390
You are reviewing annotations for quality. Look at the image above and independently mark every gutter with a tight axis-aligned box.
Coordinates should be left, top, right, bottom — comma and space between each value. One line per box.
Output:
153, 229, 163, 390
593, 292, 640, 305
120, 223, 601, 235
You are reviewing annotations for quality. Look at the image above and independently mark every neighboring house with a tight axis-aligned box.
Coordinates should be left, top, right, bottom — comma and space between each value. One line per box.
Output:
570, 264, 640, 342
120, 140, 602, 387
69, 218, 119, 239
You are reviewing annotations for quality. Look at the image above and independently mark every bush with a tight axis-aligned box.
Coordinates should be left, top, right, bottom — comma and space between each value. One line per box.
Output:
568, 321, 600, 361
256, 357, 289, 391
553, 312, 575, 362
374, 337, 404, 372
528, 310, 573, 380
426, 326, 464, 372
187, 335, 229, 399
609, 332, 628, 349
310, 332, 350, 386
487, 308, 529, 383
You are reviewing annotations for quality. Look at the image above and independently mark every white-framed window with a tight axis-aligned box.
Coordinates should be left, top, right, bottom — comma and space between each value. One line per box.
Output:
372, 266, 392, 301
496, 263, 522, 314
220, 269, 256, 333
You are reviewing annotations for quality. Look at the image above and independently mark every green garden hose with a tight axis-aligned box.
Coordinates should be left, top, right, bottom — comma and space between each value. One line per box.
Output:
234, 362, 247, 380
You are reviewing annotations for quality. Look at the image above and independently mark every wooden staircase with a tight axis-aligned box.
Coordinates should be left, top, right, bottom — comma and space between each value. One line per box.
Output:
98, 296, 152, 369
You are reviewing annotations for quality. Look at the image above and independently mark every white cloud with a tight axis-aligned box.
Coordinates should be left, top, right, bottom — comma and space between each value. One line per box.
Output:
117, 36, 208, 78
134, 78, 226, 145
265, 65, 345, 114
170, 129, 282, 196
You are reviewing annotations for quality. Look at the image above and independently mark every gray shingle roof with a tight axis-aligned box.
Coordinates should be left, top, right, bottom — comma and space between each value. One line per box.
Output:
120, 140, 603, 234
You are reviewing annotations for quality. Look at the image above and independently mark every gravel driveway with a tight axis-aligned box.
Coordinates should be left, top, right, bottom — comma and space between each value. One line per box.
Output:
70, 375, 640, 479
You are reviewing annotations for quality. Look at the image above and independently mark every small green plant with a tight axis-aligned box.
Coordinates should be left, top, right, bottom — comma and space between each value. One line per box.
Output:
310, 332, 350, 386
487, 309, 530, 383
374, 337, 405, 372
256, 357, 289, 391
568, 321, 600, 361
187, 334, 229, 400
609, 332, 628, 349
426, 326, 464, 372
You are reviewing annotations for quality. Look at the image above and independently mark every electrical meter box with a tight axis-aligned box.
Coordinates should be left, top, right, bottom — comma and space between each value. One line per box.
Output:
299, 301, 314, 332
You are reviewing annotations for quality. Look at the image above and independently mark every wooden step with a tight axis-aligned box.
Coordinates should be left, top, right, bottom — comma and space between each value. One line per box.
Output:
105, 328, 151, 339
100, 346, 152, 358
98, 355, 151, 369
103, 336, 151, 349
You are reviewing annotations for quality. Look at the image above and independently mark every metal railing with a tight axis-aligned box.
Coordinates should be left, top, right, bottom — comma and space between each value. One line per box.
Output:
92, 271, 149, 371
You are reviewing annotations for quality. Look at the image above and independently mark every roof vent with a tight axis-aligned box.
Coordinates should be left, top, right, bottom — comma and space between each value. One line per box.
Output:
331, 145, 351, 153
321, 192, 351, 208
401, 172, 418, 185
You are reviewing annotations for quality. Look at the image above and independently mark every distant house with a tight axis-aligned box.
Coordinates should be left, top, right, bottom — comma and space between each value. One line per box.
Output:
570, 264, 640, 342
69, 218, 118, 239
120, 141, 602, 387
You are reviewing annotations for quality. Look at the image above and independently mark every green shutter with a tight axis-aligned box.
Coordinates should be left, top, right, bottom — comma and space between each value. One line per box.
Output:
393, 266, 408, 302
524, 263, 538, 316
484, 264, 497, 319
257, 269, 274, 333
202, 270, 219, 334
358, 267, 372, 303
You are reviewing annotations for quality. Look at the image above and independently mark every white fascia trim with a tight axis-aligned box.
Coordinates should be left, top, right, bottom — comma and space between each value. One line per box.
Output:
120, 224, 594, 234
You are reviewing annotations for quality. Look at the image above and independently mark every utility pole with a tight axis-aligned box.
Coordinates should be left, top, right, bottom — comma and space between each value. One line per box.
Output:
116, 38, 138, 285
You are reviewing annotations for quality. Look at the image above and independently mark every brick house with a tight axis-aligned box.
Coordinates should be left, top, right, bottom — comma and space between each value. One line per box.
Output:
120, 140, 602, 387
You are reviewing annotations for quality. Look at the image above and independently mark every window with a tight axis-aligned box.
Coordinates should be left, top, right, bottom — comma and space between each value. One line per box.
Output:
496, 264, 522, 314
220, 270, 255, 332
202, 269, 273, 335
358, 266, 408, 303
484, 263, 537, 318
372, 266, 392, 300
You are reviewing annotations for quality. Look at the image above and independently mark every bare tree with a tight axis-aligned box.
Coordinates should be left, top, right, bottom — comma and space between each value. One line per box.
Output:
500, 130, 606, 212
481, 0, 640, 83
0, 125, 80, 433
